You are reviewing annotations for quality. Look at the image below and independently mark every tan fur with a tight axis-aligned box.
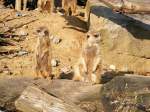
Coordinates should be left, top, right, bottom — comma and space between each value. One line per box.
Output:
62, 0, 77, 16
73, 30, 102, 84
15, 0, 33, 11
15, 0, 21, 10
34, 26, 52, 78
38, 0, 53, 13
15, 0, 53, 13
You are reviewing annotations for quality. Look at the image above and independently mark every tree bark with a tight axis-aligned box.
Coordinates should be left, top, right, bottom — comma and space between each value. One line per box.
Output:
0, 77, 102, 111
49, 80, 102, 103
15, 86, 85, 112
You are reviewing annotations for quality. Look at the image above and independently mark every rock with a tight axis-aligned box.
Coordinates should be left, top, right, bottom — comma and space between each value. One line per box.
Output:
109, 65, 116, 71
51, 35, 62, 44
5, 74, 150, 112
60, 66, 72, 74
79, 102, 97, 112
100, 75, 150, 112
57, 11, 64, 16
0, 76, 100, 111
1, 65, 13, 75
0, 110, 4, 112
3, 27, 11, 32
51, 58, 59, 67
85, 0, 150, 74
59, 66, 74, 79
17, 26, 28, 37
16, 50, 28, 56
18, 30, 28, 37
6, 4, 13, 9
22, 25, 28, 29
15, 12, 27, 17
16, 12, 22, 17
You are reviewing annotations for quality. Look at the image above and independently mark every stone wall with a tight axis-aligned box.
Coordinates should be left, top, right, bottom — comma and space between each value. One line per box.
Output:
85, 0, 150, 74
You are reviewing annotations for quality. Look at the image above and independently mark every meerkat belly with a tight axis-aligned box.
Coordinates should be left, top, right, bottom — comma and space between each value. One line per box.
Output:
36, 45, 49, 65
83, 46, 98, 72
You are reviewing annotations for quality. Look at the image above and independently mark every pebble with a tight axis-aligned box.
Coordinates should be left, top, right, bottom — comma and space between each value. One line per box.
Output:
19, 30, 28, 36
51, 59, 59, 67
18, 25, 28, 37
0, 110, 4, 112
109, 65, 116, 71
60, 66, 72, 74
50, 35, 61, 44
57, 12, 64, 16
16, 12, 27, 17
16, 12, 22, 17
17, 50, 28, 56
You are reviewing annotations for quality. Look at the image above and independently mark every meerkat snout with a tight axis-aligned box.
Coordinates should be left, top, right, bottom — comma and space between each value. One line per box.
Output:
36, 27, 50, 37
86, 31, 101, 46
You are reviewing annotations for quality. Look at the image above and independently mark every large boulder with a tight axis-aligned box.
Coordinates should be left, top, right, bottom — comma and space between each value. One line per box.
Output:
85, 0, 150, 74
100, 75, 150, 112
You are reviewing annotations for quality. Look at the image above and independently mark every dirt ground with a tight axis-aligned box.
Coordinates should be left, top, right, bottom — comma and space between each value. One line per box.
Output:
0, 7, 87, 78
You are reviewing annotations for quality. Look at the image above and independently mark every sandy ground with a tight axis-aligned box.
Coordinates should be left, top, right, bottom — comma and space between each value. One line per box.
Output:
0, 7, 87, 78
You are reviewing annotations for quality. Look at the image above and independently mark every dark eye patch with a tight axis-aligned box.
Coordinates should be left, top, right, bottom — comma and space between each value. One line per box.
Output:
44, 30, 49, 36
87, 34, 90, 39
36, 29, 40, 33
94, 34, 99, 38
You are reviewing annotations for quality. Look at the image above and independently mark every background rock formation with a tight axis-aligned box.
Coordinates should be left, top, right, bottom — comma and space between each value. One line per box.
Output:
86, 0, 150, 74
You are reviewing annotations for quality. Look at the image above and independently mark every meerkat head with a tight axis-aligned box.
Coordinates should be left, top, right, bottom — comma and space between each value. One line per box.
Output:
86, 30, 101, 45
36, 26, 49, 37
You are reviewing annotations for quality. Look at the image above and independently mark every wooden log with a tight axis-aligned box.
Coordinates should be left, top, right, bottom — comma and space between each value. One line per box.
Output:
48, 80, 102, 103
15, 86, 85, 112
0, 76, 101, 111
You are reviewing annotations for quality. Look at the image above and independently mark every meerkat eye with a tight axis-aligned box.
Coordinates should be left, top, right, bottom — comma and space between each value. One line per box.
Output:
36, 29, 40, 33
94, 34, 99, 38
44, 30, 49, 36
87, 34, 90, 39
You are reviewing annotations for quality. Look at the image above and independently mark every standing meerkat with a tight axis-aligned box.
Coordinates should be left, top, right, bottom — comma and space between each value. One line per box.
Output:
15, 0, 37, 11
73, 30, 102, 84
62, 0, 77, 16
38, 0, 54, 13
34, 26, 52, 78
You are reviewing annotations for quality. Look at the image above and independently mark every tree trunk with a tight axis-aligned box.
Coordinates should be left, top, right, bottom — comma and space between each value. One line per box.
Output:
0, 76, 101, 111
15, 86, 85, 112
48, 80, 102, 103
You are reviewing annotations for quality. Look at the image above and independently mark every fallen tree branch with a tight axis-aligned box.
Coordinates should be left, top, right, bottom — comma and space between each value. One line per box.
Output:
3, 19, 38, 33
15, 86, 85, 112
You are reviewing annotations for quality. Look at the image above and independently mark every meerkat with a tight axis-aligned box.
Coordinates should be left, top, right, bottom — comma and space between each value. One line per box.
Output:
38, 0, 53, 13
15, 0, 21, 10
62, 0, 77, 16
15, 0, 37, 11
34, 26, 52, 78
73, 30, 102, 84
